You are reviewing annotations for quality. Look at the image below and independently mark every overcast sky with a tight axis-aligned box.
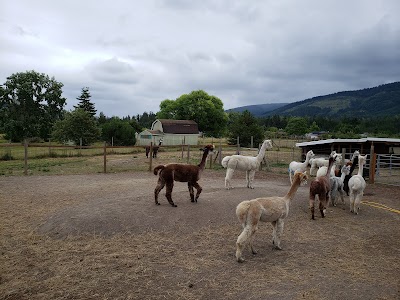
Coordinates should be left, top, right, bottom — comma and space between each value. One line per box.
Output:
1, 0, 400, 117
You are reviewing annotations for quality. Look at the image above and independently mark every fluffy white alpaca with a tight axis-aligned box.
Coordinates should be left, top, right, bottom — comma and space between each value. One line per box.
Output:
288, 150, 314, 184
316, 154, 343, 177
330, 164, 351, 206
348, 154, 367, 214
311, 151, 342, 176
222, 139, 273, 189
235, 171, 308, 262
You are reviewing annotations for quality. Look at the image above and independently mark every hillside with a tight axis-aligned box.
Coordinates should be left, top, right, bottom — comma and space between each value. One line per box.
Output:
226, 103, 288, 116
264, 81, 400, 117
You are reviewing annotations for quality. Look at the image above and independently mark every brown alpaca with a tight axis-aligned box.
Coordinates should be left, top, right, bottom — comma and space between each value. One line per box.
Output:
153, 144, 214, 207
146, 140, 163, 158
309, 155, 336, 220
235, 171, 308, 263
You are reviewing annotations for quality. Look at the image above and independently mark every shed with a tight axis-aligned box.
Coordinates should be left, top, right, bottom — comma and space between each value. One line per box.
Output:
136, 119, 199, 146
296, 137, 400, 159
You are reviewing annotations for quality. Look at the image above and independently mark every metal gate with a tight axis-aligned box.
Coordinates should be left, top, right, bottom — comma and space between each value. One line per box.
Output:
375, 154, 400, 186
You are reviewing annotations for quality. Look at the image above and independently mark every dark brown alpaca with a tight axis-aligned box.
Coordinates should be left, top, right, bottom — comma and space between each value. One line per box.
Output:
309, 155, 336, 220
146, 140, 163, 158
153, 144, 214, 207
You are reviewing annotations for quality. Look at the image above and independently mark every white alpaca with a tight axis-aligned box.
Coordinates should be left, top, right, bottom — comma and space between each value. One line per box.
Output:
222, 140, 273, 189
235, 171, 308, 262
288, 150, 314, 184
330, 164, 351, 206
311, 151, 342, 176
316, 153, 343, 177
348, 154, 367, 214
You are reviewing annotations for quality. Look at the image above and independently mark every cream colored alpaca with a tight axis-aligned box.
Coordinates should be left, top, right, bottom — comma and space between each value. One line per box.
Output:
222, 140, 273, 189
348, 154, 367, 214
310, 151, 341, 176
235, 171, 308, 263
288, 150, 314, 184
316, 153, 343, 177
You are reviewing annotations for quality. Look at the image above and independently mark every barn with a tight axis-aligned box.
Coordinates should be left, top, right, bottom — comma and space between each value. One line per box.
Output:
136, 119, 199, 146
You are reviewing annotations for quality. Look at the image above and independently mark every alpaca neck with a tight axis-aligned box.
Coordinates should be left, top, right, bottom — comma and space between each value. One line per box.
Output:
285, 176, 301, 200
325, 158, 335, 179
349, 157, 358, 176
303, 153, 311, 166
357, 158, 364, 176
198, 149, 210, 170
340, 172, 347, 182
256, 142, 268, 163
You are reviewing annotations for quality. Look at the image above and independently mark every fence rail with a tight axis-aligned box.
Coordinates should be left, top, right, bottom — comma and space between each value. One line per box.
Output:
375, 154, 400, 186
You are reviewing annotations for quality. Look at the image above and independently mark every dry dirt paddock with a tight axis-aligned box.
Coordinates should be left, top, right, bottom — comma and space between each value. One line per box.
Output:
1, 170, 399, 300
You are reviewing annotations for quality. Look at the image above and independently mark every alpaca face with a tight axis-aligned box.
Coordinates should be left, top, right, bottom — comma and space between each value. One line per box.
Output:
341, 165, 351, 175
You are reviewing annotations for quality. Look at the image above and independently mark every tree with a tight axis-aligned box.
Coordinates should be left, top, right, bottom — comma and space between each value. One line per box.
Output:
0, 70, 66, 142
285, 117, 308, 136
136, 111, 157, 129
101, 117, 136, 146
74, 87, 97, 117
52, 108, 100, 145
157, 90, 228, 137
227, 111, 265, 147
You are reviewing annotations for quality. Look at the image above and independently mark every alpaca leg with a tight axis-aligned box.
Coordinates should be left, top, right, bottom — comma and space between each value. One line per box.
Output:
249, 226, 258, 255
339, 188, 345, 205
309, 194, 316, 220
246, 171, 250, 188
247, 170, 256, 189
225, 168, 235, 189
236, 226, 252, 263
319, 194, 327, 218
289, 170, 293, 184
165, 182, 177, 207
354, 193, 362, 214
193, 182, 202, 202
349, 191, 355, 213
154, 178, 165, 205
271, 221, 277, 245
273, 219, 284, 250
187, 183, 195, 202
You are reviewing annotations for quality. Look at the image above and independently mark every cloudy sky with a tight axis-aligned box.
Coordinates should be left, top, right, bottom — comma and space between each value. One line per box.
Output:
1, 0, 400, 117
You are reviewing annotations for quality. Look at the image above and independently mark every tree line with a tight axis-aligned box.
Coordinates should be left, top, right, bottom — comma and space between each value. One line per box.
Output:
1, 70, 399, 148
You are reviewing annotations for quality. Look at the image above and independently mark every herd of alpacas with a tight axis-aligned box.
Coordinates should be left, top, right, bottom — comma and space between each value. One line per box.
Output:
150, 140, 367, 262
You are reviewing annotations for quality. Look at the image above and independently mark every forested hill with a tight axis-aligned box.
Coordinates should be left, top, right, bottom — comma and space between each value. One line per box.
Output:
264, 81, 400, 117
226, 103, 288, 115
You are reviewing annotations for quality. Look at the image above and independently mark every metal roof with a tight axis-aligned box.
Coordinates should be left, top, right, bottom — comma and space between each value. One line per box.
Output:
296, 137, 400, 147
157, 119, 199, 134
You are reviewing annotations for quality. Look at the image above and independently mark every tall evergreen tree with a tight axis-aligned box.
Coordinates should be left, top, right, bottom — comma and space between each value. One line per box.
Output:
74, 87, 97, 117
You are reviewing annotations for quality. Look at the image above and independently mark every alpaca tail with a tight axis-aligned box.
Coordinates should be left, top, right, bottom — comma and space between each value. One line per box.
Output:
153, 165, 165, 175
236, 200, 252, 227
221, 156, 231, 168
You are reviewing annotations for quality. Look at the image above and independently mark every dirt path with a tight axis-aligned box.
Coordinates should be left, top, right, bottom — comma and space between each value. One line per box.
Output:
1, 170, 399, 299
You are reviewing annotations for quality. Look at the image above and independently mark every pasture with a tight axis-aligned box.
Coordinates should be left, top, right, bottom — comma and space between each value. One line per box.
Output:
1, 167, 399, 299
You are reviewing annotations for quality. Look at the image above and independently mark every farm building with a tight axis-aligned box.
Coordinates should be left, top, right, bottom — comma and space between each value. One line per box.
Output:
136, 119, 199, 146
296, 137, 400, 158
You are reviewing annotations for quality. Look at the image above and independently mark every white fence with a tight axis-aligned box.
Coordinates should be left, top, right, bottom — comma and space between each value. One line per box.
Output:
375, 154, 400, 186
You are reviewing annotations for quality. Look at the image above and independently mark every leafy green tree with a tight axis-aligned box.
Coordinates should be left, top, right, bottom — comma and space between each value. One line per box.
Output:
157, 90, 228, 137
0, 70, 66, 142
97, 111, 108, 125
227, 111, 265, 147
285, 117, 308, 136
136, 111, 157, 129
101, 117, 136, 146
308, 121, 320, 132
74, 87, 97, 117
52, 108, 100, 145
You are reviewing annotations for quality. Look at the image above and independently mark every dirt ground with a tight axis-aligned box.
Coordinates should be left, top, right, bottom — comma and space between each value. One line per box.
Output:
1, 169, 399, 300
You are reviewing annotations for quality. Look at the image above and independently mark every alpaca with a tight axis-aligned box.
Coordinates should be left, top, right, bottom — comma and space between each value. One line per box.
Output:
310, 151, 342, 176
153, 144, 214, 207
235, 171, 308, 263
222, 140, 273, 189
315, 154, 343, 177
343, 150, 360, 196
288, 150, 315, 184
330, 164, 351, 206
309, 155, 336, 220
146, 139, 163, 158
348, 154, 367, 214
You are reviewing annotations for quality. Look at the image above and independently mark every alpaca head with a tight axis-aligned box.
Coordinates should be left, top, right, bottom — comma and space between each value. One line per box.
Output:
334, 154, 343, 165
262, 139, 273, 149
351, 150, 360, 162
201, 144, 215, 154
306, 150, 315, 161
341, 164, 351, 176
294, 171, 308, 186
358, 154, 367, 166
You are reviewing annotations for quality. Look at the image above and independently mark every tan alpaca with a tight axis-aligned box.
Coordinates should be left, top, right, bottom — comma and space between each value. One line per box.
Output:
235, 171, 308, 263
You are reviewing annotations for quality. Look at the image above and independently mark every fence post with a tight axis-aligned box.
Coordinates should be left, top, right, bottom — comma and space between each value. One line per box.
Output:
187, 144, 190, 164
24, 139, 28, 175
251, 136, 253, 148
342, 148, 346, 165
103, 142, 107, 173
369, 153, 376, 184
218, 139, 222, 165
236, 136, 240, 154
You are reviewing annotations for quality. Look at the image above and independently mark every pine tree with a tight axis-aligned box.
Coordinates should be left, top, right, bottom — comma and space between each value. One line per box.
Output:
74, 87, 97, 117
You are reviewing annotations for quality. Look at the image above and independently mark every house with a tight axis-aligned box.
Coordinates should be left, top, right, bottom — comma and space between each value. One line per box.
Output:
136, 119, 199, 146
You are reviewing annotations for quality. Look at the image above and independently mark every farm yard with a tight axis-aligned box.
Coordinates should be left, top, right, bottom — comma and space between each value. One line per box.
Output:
1, 156, 400, 299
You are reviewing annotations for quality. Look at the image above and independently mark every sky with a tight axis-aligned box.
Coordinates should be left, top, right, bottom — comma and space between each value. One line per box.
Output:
1, 0, 400, 117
